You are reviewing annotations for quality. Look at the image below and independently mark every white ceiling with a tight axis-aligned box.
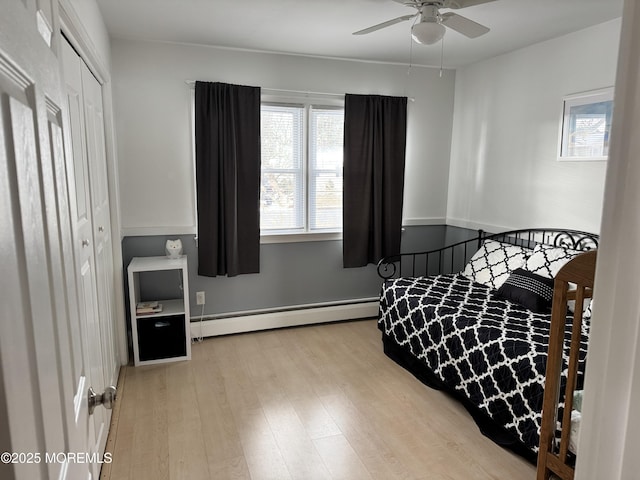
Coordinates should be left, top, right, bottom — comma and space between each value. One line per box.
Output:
96, 0, 623, 68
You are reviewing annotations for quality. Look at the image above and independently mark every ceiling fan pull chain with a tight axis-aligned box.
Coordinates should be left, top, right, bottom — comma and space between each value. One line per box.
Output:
439, 36, 444, 77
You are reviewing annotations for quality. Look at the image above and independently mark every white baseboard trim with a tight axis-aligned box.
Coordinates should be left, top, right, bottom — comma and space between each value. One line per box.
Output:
402, 217, 446, 226
445, 217, 513, 233
121, 226, 197, 237
189, 300, 379, 338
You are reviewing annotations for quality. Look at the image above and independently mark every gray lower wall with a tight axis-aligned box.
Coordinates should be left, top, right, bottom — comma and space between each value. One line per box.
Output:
443, 225, 483, 246
121, 224, 477, 354
121, 225, 451, 315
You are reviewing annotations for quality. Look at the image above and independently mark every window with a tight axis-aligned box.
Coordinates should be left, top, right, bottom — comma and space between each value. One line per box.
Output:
559, 87, 613, 161
260, 102, 344, 235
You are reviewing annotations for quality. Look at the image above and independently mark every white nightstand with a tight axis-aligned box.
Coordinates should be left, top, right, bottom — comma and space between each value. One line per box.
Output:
127, 256, 191, 366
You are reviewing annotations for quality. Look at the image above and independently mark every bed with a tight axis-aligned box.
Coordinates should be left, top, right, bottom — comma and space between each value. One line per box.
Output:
376, 228, 598, 463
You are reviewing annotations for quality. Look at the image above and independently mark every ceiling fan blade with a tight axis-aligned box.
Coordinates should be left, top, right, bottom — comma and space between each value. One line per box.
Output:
441, 12, 489, 38
443, 0, 496, 9
393, 0, 496, 8
353, 14, 417, 35
391, 0, 420, 6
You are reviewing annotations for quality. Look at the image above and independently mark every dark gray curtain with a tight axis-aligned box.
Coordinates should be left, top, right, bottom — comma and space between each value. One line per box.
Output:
195, 81, 261, 277
343, 94, 407, 268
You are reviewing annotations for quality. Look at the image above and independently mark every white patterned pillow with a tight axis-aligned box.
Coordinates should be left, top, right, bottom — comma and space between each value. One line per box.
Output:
583, 299, 593, 319
462, 240, 531, 290
568, 297, 593, 319
524, 244, 582, 279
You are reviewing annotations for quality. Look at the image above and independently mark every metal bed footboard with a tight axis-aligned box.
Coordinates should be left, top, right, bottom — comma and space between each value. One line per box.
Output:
376, 228, 599, 280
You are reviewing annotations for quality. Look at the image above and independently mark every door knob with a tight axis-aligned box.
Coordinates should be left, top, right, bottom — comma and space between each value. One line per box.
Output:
88, 385, 117, 415
81, 239, 90, 247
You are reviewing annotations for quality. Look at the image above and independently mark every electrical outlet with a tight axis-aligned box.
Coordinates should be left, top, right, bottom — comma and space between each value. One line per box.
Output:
196, 291, 206, 305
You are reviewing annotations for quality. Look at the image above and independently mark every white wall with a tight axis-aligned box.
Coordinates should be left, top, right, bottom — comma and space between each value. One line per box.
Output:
446, 19, 621, 234
110, 39, 456, 235
577, 1, 640, 476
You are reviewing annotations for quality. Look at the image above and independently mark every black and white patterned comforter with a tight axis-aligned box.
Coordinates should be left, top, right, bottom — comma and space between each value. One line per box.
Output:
378, 273, 589, 454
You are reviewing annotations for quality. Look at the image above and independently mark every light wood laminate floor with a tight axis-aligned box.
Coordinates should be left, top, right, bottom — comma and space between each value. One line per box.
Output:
103, 319, 535, 480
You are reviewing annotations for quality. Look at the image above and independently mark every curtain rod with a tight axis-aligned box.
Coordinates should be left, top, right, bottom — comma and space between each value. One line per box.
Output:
184, 80, 414, 101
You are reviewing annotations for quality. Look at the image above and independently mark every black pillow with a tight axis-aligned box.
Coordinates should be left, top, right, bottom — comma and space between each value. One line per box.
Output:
497, 268, 555, 313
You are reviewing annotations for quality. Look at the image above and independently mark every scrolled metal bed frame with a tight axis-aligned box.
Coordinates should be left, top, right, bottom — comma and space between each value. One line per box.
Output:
376, 227, 600, 463
377, 228, 599, 280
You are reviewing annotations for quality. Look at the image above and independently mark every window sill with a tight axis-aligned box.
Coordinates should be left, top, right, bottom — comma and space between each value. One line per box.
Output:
260, 232, 342, 244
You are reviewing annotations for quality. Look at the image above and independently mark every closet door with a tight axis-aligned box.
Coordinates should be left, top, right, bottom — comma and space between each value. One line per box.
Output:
81, 60, 118, 390
61, 38, 111, 479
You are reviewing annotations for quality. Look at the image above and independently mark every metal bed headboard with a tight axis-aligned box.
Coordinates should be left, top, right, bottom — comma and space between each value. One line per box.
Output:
377, 228, 599, 280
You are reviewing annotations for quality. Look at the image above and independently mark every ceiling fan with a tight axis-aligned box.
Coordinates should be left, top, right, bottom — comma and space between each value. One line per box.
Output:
353, 0, 495, 45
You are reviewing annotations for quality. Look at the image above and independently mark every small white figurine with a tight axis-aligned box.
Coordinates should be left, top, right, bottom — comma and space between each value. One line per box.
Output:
165, 239, 183, 259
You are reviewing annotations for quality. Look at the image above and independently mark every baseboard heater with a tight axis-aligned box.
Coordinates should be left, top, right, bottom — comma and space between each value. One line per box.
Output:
189, 298, 379, 338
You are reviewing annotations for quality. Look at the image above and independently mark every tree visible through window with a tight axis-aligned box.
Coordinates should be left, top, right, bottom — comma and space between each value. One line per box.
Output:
559, 88, 613, 161
569, 111, 607, 157
260, 103, 344, 234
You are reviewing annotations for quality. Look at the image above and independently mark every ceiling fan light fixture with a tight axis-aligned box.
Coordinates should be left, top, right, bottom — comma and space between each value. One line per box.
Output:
411, 21, 446, 45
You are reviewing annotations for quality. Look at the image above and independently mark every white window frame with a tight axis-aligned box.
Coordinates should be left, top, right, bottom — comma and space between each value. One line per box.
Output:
260, 94, 344, 243
558, 87, 614, 162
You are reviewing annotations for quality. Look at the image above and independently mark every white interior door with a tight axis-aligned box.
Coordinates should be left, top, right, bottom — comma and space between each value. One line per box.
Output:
81, 59, 118, 390
61, 38, 111, 479
0, 1, 92, 479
